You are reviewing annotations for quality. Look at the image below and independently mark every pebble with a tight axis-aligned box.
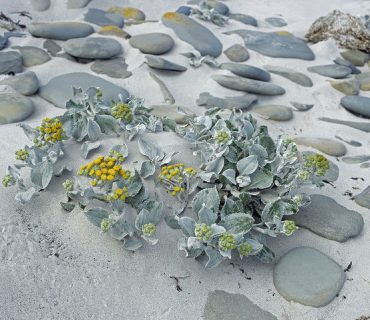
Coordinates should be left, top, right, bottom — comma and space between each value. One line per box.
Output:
162, 12, 222, 57
220, 63, 270, 81
330, 78, 360, 96
223, 44, 249, 62
203, 290, 278, 320
341, 96, 370, 118
28, 22, 94, 40
334, 57, 361, 74
150, 105, 195, 124
108, 7, 146, 21
84, 8, 124, 27
319, 117, 370, 132
31, 0, 50, 11
292, 195, 364, 242
196, 92, 257, 110
342, 155, 370, 164
225, 30, 314, 60
212, 74, 285, 95
0, 89, 34, 125
39, 72, 129, 108
229, 13, 257, 26
294, 137, 347, 156
129, 33, 174, 55
145, 55, 187, 72
12, 46, 50, 67
290, 102, 314, 111
264, 65, 313, 87
340, 50, 370, 66
265, 17, 287, 27
98, 26, 131, 39
63, 37, 122, 59
273, 247, 345, 307
0, 51, 23, 74
354, 186, 370, 209
252, 105, 293, 121
67, 0, 91, 9
307, 64, 352, 79
90, 59, 132, 79
0, 71, 39, 95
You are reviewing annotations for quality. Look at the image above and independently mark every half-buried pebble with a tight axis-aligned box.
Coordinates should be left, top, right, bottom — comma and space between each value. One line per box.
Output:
0, 88, 34, 125
252, 105, 293, 121
12, 46, 50, 67
63, 37, 122, 59
31, 0, 50, 11
307, 64, 352, 79
340, 50, 370, 66
90, 59, 132, 79
264, 65, 313, 87
330, 78, 360, 96
223, 44, 249, 62
0, 71, 39, 95
220, 63, 270, 81
341, 96, 370, 118
84, 8, 124, 27
28, 22, 94, 40
273, 247, 345, 307
196, 92, 257, 109
294, 137, 347, 156
108, 7, 146, 21
0, 51, 23, 74
145, 55, 187, 72
162, 12, 222, 57
354, 186, 370, 209
98, 26, 131, 39
129, 33, 174, 55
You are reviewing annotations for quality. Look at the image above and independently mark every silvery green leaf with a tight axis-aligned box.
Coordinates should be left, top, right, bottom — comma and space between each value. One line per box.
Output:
192, 187, 219, 215
204, 247, 224, 268
255, 245, 275, 263
17, 123, 38, 141
177, 216, 196, 237
237, 155, 259, 176
81, 141, 101, 159
122, 236, 143, 251
95, 115, 118, 135
31, 160, 53, 189
205, 156, 224, 174
236, 175, 251, 187
246, 170, 274, 190
138, 137, 164, 161
87, 119, 101, 141
15, 187, 37, 204
54, 165, 72, 177
198, 205, 217, 225
60, 201, 75, 212
221, 212, 254, 234
110, 144, 128, 158
140, 160, 155, 179
222, 169, 236, 185
85, 207, 109, 227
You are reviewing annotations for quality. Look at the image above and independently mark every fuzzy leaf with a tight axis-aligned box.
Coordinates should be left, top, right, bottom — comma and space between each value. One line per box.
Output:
140, 160, 156, 179
237, 155, 259, 176
85, 207, 109, 227
221, 212, 254, 234
31, 160, 53, 189
81, 141, 101, 159
192, 187, 220, 215
87, 119, 101, 141
204, 247, 224, 268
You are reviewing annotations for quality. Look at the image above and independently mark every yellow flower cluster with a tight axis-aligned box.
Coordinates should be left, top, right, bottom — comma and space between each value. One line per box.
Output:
159, 163, 196, 196
78, 155, 131, 186
34, 117, 64, 146
107, 187, 129, 202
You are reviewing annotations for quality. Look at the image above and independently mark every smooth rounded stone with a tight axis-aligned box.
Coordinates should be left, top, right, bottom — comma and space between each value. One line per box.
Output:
355, 72, 370, 91
108, 7, 145, 21
84, 8, 124, 27
0, 90, 34, 125
129, 33, 174, 55
334, 57, 361, 74
162, 12, 222, 57
264, 65, 313, 87
273, 247, 345, 307
98, 25, 131, 39
290, 102, 314, 111
212, 74, 285, 96
90, 59, 132, 79
0, 71, 39, 95
145, 55, 187, 72
67, 0, 91, 9
224, 44, 249, 62
340, 50, 370, 66
39, 72, 129, 109
150, 105, 195, 124
265, 17, 287, 27
342, 155, 370, 164
307, 64, 352, 79
341, 96, 370, 118
220, 63, 270, 81
294, 137, 347, 156
28, 22, 94, 40
0, 51, 22, 74
292, 195, 364, 242
203, 290, 278, 320
229, 13, 258, 26
43, 39, 61, 56
12, 46, 50, 67
354, 186, 370, 209
252, 105, 293, 121
176, 6, 192, 16
330, 78, 360, 96
319, 117, 370, 132
196, 92, 257, 110
63, 37, 122, 59
31, 0, 50, 11
225, 30, 314, 60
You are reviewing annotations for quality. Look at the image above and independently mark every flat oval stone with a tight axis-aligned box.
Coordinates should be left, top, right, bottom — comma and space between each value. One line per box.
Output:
0, 91, 34, 125
67, 0, 91, 9
252, 105, 293, 121
224, 44, 249, 62
225, 30, 314, 60
108, 7, 145, 21
264, 65, 313, 87
341, 96, 370, 118
307, 64, 352, 79
0, 71, 39, 95
0, 51, 22, 74
212, 74, 285, 95
196, 92, 257, 110
341, 50, 370, 66
28, 22, 94, 40
292, 195, 364, 242
354, 186, 370, 209
90, 59, 132, 79
162, 12, 222, 57
63, 37, 122, 59
84, 8, 124, 27
273, 247, 345, 307
220, 63, 270, 81
39, 72, 129, 108
12, 46, 50, 67
229, 13, 257, 26
265, 17, 287, 27
31, 0, 50, 11
145, 55, 187, 72
129, 33, 174, 55
330, 78, 360, 96
294, 137, 347, 156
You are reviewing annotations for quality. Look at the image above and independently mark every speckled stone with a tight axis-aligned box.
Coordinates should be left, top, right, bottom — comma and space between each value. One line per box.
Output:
145, 55, 187, 72
129, 33, 174, 55
0, 71, 39, 95
223, 44, 249, 62
0, 90, 34, 125
12, 46, 50, 67
28, 22, 94, 40
307, 64, 352, 79
220, 63, 270, 81
252, 105, 293, 121
0, 51, 23, 74
294, 137, 347, 156
264, 65, 313, 87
